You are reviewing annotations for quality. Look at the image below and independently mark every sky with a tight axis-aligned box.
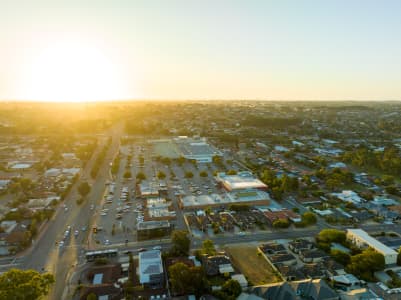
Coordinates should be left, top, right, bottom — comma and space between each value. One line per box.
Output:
1, 0, 401, 101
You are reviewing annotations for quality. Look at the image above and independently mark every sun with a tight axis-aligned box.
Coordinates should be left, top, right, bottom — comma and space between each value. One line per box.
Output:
20, 39, 130, 102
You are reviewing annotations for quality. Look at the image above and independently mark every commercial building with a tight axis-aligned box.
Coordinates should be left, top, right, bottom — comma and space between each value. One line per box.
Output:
137, 181, 161, 198
151, 136, 222, 163
137, 220, 172, 241
216, 171, 267, 192
179, 190, 270, 210
145, 198, 176, 220
138, 250, 164, 289
346, 229, 397, 265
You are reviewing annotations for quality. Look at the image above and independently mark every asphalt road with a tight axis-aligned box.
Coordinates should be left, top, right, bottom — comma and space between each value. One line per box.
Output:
15, 122, 124, 300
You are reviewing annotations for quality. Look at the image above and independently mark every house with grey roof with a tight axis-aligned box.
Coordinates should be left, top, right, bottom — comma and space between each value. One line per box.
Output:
138, 250, 164, 289
249, 279, 339, 300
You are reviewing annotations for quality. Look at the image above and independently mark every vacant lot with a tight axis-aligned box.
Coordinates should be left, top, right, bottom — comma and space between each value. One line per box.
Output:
225, 245, 281, 285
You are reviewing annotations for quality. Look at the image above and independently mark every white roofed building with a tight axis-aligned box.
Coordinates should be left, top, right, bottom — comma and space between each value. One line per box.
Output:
138, 250, 164, 288
216, 171, 267, 192
346, 229, 397, 265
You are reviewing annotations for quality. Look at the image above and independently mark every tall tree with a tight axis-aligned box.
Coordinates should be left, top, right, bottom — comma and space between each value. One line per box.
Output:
78, 181, 91, 197
202, 239, 216, 256
171, 230, 190, 256
0, 269, 55, 299
169, 263, 208, 296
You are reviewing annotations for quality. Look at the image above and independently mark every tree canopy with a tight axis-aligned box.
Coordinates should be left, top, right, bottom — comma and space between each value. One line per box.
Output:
78, 181, 91, 197
201, 239, 216, 256
157, 171, 166, 180
136, 172, 146, 181
301, 211, 317, 225
169, 263, 208, 296
214, 279, 242, 300
0, 269, 55, 300
346, 249, 385, 281
170, 230, 191, 256
316, 229, 346, 251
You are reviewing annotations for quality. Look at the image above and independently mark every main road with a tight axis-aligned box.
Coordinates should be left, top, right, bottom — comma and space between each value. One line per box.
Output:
17, 122, 124, 299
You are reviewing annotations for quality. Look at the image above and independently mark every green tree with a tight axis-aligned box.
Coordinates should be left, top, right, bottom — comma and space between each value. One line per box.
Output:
330, 249, 351, 266
202, 239, 216, 256
0, 269, 55, 299
212, 155, 223, 165
272, 218, 290, 229
177, 156, 186, 165
161, 157, 171, 165
316, 229, 346, 251
382, 175, 395, 186
184, 171, 194, 179
301, 211, 317, 225
138, 155, 144, 164
199, 171, 208, 177
169, 263, 208, 296
171, 230, 190, 256
87, 293, 97, 300
78, 181, 91, 197
157, 171, 166, 180
226, 169, 237, 175
215, 279, 242, 300
136, 172, 146, 181
397, 247, 401, 266
346, 249, 385, 281
123, 171, 132, 178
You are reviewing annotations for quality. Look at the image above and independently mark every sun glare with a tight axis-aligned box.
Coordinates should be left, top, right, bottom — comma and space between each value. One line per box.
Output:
20, 39, 130, 102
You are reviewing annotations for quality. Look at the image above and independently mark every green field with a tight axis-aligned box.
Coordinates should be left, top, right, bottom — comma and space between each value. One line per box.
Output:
225, 245, 281, 285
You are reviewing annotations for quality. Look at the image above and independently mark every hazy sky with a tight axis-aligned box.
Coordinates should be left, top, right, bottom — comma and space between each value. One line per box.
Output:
1, 0, 401, 101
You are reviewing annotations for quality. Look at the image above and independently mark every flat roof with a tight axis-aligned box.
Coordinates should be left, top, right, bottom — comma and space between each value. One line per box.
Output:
217, 172, 267, 190
347, 229, 397, 255
137, 220, 170, 230
139, 250, 163, 284
151, 137, 222, 159
11, 163, 32, 169
181, 190, 270, 208
93, 273, 103, 285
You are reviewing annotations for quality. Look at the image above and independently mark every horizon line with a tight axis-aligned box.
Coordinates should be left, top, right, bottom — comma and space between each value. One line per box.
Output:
1, 98, 401, 103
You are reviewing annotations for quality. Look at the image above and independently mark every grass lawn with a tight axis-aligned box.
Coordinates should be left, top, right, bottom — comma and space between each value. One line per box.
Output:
225, 245, 281, 285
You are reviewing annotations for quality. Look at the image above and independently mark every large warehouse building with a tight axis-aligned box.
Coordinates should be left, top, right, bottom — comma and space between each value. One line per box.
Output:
179, 190, 271, 210
216, 171, 267, 192
151, 136, 222, 163
346, 229, 398, 265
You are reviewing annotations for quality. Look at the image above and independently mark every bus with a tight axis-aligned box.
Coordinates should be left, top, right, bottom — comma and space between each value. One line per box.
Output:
85, 249, 118, 261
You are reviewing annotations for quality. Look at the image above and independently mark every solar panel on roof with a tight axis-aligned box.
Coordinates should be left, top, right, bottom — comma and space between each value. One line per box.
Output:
141, 251, 160, 259
144, 264, 160, 274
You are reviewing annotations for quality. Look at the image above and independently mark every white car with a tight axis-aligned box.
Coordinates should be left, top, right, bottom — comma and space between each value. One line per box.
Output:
153, 246, 162, 250
74, 230, 79, 236
104, 240, 110, 245
100, 212, 107, 216
58, 241, 64, 247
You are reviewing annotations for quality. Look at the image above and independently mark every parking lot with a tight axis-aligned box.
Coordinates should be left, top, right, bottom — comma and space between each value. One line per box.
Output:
91, 139, 244, 246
